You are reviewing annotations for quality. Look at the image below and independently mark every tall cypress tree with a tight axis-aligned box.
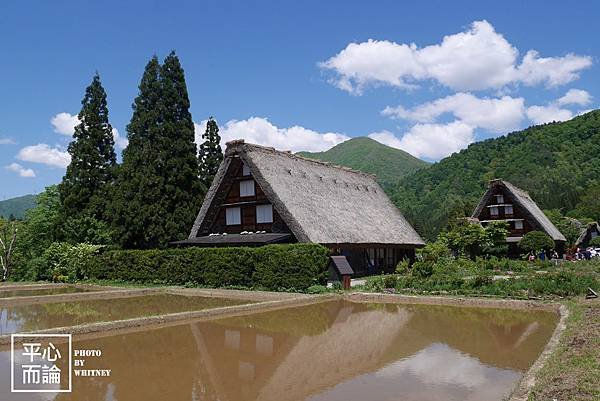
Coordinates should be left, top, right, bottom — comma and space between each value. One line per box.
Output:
59, 74, 116, 220
111, 53, 203, 249
198, 117, 223, 187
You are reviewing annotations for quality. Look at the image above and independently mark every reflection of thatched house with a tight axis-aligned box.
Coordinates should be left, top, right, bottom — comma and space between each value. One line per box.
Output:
175, 140, 424, 275
575, 222, 600, 248
472, 180, 566, 256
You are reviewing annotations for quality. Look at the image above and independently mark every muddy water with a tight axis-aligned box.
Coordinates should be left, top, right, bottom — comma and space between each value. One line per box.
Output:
0, 300, 558, 401
0, 294, 250, 335
0, 286, 97, 298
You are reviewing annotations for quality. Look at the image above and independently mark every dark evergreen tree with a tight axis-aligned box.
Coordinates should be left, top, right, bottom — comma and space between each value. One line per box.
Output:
111, 53, 203, 249
58, 74, 116, 221
198, 117, 223, 187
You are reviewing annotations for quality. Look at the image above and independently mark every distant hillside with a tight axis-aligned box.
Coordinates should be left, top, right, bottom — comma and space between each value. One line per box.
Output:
298, 137, 429, 186
0, 194, 36, 219
390, 110, 600, 240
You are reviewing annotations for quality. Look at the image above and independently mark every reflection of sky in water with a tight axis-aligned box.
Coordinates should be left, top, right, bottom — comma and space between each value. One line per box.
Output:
0, 351, 58, 401
309, 343, 520, 401
0, 309, 24, 335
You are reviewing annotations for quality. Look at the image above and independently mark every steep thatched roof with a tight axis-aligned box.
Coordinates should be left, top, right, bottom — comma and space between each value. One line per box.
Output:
472, 179, 566, 242
575, 222, 600, 247
190, 140, 424, 246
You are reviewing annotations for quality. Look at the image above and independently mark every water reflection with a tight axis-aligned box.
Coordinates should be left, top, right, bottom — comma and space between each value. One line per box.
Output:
0, 286, 97, 299
0, 294, 250, 334
0, 300, 557, 401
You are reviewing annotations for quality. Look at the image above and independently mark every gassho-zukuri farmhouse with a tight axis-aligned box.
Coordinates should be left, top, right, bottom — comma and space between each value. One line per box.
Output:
172, 139, 425, 276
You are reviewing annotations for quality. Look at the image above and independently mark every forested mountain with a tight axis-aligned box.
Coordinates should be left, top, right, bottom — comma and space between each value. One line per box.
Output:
390, 110, 600, 240
0, 194, 36, 219
299, 137, 429, 186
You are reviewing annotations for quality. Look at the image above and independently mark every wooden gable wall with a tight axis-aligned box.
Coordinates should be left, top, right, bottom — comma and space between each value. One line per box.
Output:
474, 186, 535, 238
196, 157, 293, 236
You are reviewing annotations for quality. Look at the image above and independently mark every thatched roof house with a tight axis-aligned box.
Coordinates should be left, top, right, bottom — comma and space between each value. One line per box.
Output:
472, 179, 566, 255
575, 222, 600, 248
177, 139, 424, 275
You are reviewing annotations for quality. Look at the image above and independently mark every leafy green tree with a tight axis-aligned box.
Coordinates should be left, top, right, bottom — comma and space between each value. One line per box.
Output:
441, 219, 507, 258
59, 74, 116, 222
60, 216, 113, 245
111, 53, 203, 249
0, 218, 18, 280
518, 231, 555, 254
545, 209, 583, 247
575, 182, 600, 222
198, 117, 223, 187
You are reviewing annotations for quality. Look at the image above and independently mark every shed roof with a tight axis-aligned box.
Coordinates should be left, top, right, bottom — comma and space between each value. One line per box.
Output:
329, 256, 354, 275
190, 140, 424, 246
472, 179, 566, 242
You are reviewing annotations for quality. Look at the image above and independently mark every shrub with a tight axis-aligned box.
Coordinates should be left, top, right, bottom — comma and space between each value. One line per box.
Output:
590, 237, 600, 247
44, 242, 103, 282
82, 243, 329, 291
306, 285, 328, 294
382, 274, 398, 288
519, 231, 555, 254
395, 259, 410, 274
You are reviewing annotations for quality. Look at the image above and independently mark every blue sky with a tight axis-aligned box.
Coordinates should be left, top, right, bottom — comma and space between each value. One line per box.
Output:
1, 0, 598, 199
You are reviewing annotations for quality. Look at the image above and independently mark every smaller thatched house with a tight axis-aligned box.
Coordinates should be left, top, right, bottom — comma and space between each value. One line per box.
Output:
175, 140, 424, 275
575, 222, 600, 248
472, 179, 566, 256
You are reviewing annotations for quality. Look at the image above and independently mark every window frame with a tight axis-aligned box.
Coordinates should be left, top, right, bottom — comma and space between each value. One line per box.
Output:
225, 207, 241, 226
239, 180, 255, 197
256, 204, 273, 224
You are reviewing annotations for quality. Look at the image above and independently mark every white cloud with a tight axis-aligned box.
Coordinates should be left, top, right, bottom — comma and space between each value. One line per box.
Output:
0, 138, 16, 145
195, 117, 350, 153
5, 163, 35, 178
16, 144, 71, 168
526, 105, 573, 125
556, 88, 592, 106
51, 112, 79, 136
112, 128, 128, 149
383, 93, 525, 133
50, 112, 127, 149
320, 20, 591, 94
369, 121, 475, 160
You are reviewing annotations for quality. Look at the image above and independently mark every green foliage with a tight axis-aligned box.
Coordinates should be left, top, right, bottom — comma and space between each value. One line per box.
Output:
198, 117, 223, 188
589, 237, 600, 247
366, 258, 599, 298
81, 244, 329, 291
395, 258, 410, 274
18, 186, 61, 260
110, 53, 204, 249
306, 284, 328, 294
58, 74, 116, 224
40, 242, 103, 282
298, 137, 429, 187
390, 111, 600, 240
0, 194, 36, 219
59, 215, 114, 245
545, 209, 583, 247
519, 231, 556, 254
574, 182, 600, 222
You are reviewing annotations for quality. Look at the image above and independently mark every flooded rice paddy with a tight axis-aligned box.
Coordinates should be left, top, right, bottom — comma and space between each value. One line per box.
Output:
0, 293, 250, 335
0, 285, 98, 299
0, 299, 558, 401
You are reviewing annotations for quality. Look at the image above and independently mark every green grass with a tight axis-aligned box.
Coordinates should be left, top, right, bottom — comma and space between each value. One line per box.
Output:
528, 299, 600, 401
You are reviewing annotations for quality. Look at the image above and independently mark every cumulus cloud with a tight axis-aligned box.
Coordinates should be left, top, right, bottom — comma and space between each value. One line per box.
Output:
556, 88, 592, 106
320, 20, 591, 94
526, 105, 573, 125
383, 93, 525, 133
5, 163, 35, 178
112, 128, 128, 149
195, 117, 350, 153
51, 112, 79, 136
50, 112, 127, 149
369, 121, 475, 160
16, 144, 71, 168
0, 137, 16, 145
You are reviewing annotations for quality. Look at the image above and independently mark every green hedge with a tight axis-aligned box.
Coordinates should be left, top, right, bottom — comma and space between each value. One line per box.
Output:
82, 243, 330, 291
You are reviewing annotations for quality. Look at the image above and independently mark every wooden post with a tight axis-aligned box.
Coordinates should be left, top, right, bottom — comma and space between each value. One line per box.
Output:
342, 275, 351, 290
